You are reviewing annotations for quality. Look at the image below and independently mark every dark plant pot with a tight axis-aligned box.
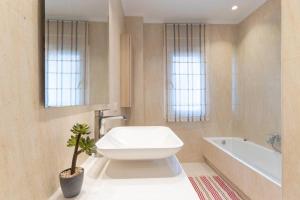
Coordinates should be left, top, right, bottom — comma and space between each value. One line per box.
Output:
59, 167, 84, 198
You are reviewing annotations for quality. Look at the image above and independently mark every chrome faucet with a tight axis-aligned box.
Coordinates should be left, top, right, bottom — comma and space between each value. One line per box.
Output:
266, 133, 281, 153
95, 109, 126, 141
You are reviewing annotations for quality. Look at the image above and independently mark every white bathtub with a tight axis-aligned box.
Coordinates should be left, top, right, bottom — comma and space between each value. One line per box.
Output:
203, 137, 282, 200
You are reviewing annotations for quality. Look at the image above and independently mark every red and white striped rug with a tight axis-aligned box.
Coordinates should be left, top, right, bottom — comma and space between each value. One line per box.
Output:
189, 176, 243, 200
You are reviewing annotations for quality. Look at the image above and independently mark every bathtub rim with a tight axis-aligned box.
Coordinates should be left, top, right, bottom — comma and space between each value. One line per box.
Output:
203, 137, 282, 187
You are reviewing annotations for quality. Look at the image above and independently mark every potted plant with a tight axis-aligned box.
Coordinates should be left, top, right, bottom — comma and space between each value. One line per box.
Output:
59, 123, 96, 198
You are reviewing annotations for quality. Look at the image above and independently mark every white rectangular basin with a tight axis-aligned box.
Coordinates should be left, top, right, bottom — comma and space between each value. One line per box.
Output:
96, 126, 184, 160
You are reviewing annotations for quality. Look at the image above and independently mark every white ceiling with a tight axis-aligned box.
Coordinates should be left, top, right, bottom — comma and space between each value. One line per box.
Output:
121, 0, 267, 24
45, 0, 108, 21
46, 0, 267, 24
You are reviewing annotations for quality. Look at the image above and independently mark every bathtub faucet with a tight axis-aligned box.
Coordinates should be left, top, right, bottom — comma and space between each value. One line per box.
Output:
266, 133, 281, 153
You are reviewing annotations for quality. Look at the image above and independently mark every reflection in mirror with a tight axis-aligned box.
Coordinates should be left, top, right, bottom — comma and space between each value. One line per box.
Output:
45, 0, 109, 107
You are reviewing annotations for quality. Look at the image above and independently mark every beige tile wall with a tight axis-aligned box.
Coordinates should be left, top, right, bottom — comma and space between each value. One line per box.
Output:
282, 0, 300, 199
0, 0, 125, 199
234, 0, 281, 147
0, 1, 96, 199
88, 22, 109, 105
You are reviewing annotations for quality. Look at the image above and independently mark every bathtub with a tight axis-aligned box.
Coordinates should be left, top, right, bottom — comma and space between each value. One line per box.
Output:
203, 137, 282, 200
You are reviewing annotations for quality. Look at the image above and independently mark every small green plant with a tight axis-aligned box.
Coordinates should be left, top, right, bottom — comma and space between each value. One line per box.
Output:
67, 123, 96, 175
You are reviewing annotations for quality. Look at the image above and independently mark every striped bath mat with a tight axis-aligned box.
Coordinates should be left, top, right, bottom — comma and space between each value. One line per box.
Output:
189, 176, 243, 200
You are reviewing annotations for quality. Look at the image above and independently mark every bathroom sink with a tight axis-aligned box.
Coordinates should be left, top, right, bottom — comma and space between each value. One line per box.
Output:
96, 126, 184, 160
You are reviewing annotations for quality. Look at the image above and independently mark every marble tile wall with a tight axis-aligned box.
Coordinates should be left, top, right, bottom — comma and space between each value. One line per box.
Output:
234, 0, 281, 148
282, 0, 300, 199
0, 1, 95, 198
0, 0, 125, 199
88, 22, 109, 105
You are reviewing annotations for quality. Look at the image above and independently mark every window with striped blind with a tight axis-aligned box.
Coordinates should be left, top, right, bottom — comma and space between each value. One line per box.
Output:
165, 24, 208, 122
45, 20, 88, 107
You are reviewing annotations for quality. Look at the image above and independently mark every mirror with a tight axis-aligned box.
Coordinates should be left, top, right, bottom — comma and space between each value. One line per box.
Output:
44, 0, 109, 107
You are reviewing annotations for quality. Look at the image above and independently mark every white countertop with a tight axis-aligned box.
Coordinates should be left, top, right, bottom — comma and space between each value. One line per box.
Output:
49, 156, 199, 200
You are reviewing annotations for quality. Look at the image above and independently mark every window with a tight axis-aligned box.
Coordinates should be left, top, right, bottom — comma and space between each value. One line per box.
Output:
45, 20, 87, 107
165, 24, 208, 122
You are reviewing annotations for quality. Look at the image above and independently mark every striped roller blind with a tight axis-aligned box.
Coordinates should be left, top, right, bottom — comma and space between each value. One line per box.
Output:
165, 24, 208, 122
45, 20, 88, 107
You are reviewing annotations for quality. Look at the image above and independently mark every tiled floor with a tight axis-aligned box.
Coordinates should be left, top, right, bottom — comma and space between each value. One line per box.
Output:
182, 162, 217, 176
